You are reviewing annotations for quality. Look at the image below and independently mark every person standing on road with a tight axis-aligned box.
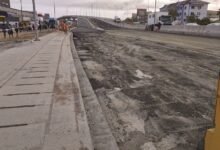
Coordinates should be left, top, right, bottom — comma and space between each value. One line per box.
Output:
8, 28, 13, 38
8, 25, 14, 38
64, 23, 68, 34
158, 22, 162, 31
2, 24, 7, 39
15, 23, 19, 37
59, 20, 68, 33
32, 24, 35, 31
38, 21, 42, 32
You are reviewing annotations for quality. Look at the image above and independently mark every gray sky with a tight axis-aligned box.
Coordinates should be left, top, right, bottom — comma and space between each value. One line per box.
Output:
10, 0, 220, 19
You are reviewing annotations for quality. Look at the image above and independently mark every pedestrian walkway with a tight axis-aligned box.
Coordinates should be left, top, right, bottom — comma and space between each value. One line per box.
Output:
0, 32, 93, 150
0, 30, 53, 42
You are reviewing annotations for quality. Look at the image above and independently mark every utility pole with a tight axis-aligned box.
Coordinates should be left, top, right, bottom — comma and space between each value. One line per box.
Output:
154, 0, 157, 26
54, 0, 56, 18
32, 0, 40, 41
148, 0, 149, 12
20, 0, 23, 22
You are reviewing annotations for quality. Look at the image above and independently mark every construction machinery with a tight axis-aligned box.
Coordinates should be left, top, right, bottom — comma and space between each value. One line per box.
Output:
205, 72, 220, 150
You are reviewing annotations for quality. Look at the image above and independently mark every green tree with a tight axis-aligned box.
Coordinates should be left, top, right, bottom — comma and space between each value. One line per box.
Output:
168, 8, 178, 20
124, 18, 133, 24
196, 17, 210, 25
187, 15, 196, 23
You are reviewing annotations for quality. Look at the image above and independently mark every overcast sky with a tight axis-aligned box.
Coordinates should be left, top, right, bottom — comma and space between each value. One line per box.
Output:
10, 0, 220, 19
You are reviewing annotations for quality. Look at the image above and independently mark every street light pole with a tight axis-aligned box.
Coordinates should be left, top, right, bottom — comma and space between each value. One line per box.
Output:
154, 0, 157, 26
54, 0, 56, 18
20, 0, 23, 22
32, 0, 40, 41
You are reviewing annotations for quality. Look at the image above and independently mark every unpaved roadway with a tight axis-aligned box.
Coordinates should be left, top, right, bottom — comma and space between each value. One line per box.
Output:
73, 18, 220, 150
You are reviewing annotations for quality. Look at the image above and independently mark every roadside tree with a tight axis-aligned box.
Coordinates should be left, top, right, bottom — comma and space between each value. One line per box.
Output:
168, 8, 178, 20
187, 15, 196, 23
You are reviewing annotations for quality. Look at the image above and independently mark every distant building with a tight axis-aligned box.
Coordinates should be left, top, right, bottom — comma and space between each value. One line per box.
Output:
177, 0, 209, 23
132, 13, 137, 21
160, 3, 178, 12
137, 9, 147, 23
0, 6, 33, 22
160, 3, 178, 20
44, 13, 50, 22
0, 0, 10, 8
38, 13, 44, 22
207, 10, 219, 21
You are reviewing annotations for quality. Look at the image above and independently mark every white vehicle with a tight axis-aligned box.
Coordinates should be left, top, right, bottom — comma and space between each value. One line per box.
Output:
147, 12, 172, 26
114, 16, 121, 23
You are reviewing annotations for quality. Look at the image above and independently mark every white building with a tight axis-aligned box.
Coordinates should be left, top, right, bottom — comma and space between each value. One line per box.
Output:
177, 0, 209, 24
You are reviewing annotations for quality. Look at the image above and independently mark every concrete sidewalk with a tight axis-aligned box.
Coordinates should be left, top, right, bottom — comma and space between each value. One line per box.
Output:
0, 32, 93, 150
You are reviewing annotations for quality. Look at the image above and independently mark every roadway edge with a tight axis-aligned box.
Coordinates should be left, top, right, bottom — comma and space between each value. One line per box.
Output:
70, 32, 119, 150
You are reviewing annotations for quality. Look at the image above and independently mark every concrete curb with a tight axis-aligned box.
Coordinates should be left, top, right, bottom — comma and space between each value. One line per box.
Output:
70, 33, 119, 150
42, 33, 94, 150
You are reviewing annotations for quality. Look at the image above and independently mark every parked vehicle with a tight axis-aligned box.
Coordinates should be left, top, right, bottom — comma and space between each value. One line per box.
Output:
147, 12, 172, 26
159, 16, 172, 25
48, 18, 57, 29
114, 17, 121, 23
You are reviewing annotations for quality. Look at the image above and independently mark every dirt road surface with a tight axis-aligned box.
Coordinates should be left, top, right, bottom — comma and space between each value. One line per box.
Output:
73, 18, 220, 150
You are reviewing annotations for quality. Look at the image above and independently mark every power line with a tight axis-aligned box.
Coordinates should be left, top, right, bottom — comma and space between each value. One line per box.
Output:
154, 0, 157, 25
32, 0, 40, 41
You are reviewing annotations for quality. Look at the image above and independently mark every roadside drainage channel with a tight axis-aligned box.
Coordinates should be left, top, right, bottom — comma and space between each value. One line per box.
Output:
70, 33, 119, 150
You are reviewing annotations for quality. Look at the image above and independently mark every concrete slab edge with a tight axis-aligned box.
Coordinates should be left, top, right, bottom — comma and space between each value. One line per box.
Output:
42, 34, 94, 150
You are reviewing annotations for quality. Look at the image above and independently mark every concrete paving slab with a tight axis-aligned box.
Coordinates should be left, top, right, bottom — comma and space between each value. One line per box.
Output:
8, 68, 57, 81
0, 33, 59, 87
11, 72, 56, 80
0, 106, 50, 126
0, 94, 52, 107
43, 105, 85, 150
0, 84, 54, 96
0, 123, 45, 150
7, 77, 55, 86
16, 71, 55, 78
0, 33, 65, 150
43, 34, 94, 150
0, 32, 94, 150
20, 72, 55, 78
